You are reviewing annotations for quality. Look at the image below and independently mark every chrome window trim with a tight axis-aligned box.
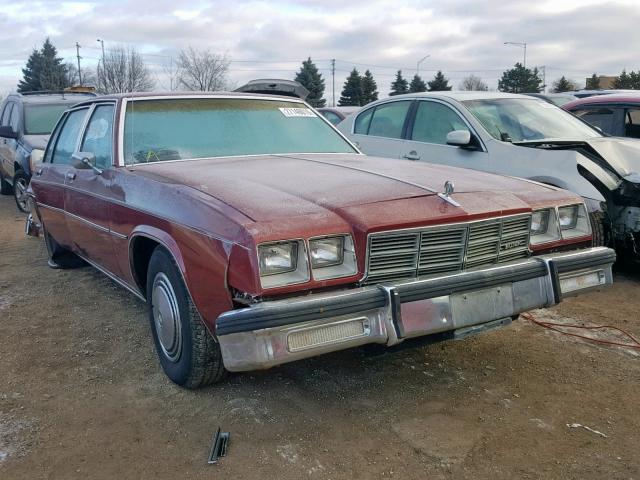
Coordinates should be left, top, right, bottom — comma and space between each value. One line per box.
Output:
362, 212, 532, 283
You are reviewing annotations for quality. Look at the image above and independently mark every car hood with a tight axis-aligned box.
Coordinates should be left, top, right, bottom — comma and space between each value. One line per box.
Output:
130, 153, 558, 222
22, 134, 49, 150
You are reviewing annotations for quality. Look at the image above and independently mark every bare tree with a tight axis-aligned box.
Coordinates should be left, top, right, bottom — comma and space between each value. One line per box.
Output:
96, 46, 155, 94
65, 62, 97, 88
176, 46, 230, 91
160, 57, 180, 91
459, 74, 488, 91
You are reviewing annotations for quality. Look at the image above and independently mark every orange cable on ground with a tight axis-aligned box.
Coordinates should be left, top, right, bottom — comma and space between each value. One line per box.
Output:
521, 312, 640, 350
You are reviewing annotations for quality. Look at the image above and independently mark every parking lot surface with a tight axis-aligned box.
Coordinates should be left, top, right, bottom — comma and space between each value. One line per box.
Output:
1, 195, 639, 479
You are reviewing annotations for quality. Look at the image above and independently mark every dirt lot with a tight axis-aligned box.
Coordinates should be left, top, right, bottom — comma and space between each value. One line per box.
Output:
1, 195, 639, 479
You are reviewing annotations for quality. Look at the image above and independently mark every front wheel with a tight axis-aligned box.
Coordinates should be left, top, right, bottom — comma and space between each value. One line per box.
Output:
146, 247, 226, 388
13, 171, 30, 213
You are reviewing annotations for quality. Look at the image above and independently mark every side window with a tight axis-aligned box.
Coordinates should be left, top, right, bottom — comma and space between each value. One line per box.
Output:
366, 101, 412, 139
51, 108, 89, 165
1, 103, 13, 127
322, 111, 341, 126
354, 107, 374, 134
411, 101, 469, 145
44, 113, 66, 163
573, 107, 616, 135
80, 105, 115, 169
625, 108, 640, 139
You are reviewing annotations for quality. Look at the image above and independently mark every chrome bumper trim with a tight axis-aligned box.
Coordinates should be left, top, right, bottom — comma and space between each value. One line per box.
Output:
216, 247, 615, 372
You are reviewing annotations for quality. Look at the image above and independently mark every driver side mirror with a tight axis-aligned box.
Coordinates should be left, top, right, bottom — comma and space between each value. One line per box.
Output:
0, 125, 18, 139
446, 130, 472, 147
71, 152, 102, 174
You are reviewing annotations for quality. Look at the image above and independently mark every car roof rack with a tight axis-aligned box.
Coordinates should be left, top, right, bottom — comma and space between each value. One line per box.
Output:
18, 89, 97, 97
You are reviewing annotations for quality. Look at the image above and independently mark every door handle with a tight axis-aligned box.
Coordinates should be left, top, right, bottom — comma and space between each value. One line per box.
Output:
66, 172, 76, 180
402, 151, 421, 161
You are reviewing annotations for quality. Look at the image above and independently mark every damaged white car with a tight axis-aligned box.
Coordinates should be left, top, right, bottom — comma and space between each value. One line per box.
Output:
338, 92, 640, 261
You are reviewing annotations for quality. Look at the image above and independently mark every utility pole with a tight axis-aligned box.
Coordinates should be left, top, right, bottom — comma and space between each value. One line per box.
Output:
331, 59, 336, 107
75, 42, 82, 85
96, 38, 105, 66
504, 41, 527, 68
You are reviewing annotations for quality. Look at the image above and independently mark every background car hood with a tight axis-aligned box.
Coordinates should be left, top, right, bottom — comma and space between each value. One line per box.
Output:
131, 153, 557, 222
22, 134, 49, 150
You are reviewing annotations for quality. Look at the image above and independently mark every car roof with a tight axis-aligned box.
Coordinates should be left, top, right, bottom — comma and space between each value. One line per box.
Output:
563, 93, 640, 110
8, 91, 96, 104
72, 90, 309, 107
371, 91, 533, 103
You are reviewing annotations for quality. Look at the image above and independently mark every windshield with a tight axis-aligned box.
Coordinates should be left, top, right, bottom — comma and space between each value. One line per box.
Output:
123, 98, 356, 165
462, 98, 601, 143
24, 103, 73, 135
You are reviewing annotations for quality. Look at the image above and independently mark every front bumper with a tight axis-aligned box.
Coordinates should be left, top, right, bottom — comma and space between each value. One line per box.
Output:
215, 247, 616, 372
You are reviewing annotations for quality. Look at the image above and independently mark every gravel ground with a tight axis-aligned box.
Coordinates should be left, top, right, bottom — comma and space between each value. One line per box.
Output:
0, 194, 639, 480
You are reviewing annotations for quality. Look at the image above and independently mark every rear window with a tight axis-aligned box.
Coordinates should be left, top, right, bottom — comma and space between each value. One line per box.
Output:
123, 98, 357, 165
24, 104, 73, 135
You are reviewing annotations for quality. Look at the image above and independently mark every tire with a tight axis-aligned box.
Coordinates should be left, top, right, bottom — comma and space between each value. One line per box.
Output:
146, 247, 226, 388
0, 172, 12, 195
13, 170, 30, 213
589, 211, 607, 247
43, 227, 85, 269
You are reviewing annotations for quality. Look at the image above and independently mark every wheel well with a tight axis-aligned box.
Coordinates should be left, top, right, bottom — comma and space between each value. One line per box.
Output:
130, 236, 161, 297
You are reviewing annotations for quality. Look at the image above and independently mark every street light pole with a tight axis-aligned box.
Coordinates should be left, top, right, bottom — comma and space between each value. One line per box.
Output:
416, 54, 430, 77
96, 38, 105, 66
504, 41, 527, 68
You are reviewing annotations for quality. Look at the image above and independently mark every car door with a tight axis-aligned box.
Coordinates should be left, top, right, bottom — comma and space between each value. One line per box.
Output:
0, 102, 17, 179
402, 99, 489, 170
348, 100, 413, 159
63, 103, 120, 273
30, 107, 89, 249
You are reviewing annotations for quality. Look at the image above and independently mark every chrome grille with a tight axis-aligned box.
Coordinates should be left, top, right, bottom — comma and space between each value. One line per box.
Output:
366, 214, 531, 283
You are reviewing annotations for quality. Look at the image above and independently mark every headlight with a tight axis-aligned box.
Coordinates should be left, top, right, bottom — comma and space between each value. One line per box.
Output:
530, 208, 560, 245
531, 210, 550, 235
309, 235, 357, 281
558, 205, 579, 230
310, 237, 344, 268
257, 240, 310, 289
29, 149, 45, 172
258, 242, 298, 275
559, 203, 591, 239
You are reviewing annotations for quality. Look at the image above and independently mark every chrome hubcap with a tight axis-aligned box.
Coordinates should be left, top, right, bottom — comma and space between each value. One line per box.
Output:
15, 178, 28, 210
152, 273, 182, 362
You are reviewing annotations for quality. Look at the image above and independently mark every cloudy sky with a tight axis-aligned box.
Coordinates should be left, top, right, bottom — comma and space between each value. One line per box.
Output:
1, 0, 638, 102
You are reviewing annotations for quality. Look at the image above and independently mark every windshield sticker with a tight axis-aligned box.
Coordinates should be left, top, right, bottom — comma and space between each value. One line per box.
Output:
279, 107, 316, 118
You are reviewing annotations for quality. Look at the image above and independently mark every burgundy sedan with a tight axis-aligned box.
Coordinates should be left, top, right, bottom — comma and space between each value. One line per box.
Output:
26, 92, 615, 388
564, 94, 640, 139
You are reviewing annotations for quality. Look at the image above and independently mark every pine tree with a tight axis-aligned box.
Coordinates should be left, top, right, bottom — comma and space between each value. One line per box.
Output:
427, 71, 452, 91
389, 70, 409, 96
18, 38, 68, 92
360, 70, 378, 105
585, 73, 600, 90
339, 68, 363, 106
613, 70, 631, 89
498, 63, 543, 93
18, 49, 44, 92
552, 76, 577, 93
294, 57, 326, 107
409, 74, 427, 93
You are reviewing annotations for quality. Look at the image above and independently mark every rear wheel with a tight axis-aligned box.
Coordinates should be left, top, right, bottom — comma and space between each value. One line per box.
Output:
13, 170, 30, 213
0, 173, 12, 195
146, 247, 226, 388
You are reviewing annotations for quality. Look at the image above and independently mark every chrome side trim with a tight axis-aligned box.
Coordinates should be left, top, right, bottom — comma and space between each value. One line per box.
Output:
37, 202, 128, 240
75, 252, 146, 302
